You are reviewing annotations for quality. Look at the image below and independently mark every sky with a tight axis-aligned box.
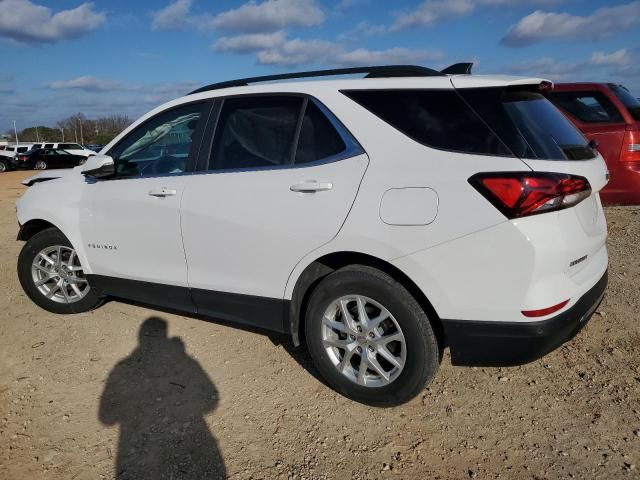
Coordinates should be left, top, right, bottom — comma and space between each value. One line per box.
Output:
0, 0, 639, 132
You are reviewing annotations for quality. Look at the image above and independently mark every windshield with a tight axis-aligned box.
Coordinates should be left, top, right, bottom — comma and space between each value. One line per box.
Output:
609, 84, 640, 121
459, 88, 595, 161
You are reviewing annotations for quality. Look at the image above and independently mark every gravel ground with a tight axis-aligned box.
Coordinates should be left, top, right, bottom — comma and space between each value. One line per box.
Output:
0, 170, 638, 479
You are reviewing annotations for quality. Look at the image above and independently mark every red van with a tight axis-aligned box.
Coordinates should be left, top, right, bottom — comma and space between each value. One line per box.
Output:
548, 83, 640, 205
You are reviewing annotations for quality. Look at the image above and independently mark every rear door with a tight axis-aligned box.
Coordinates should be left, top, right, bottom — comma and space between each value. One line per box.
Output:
180, 95, 368, 330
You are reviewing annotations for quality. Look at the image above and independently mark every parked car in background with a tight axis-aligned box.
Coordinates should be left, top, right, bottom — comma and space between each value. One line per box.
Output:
11, 148, 87, 170
2, 144, 34, 155
548, 83, 640, 205
0, 150, 14, 172
86, 144, 104, 153
30, 143, 95, 158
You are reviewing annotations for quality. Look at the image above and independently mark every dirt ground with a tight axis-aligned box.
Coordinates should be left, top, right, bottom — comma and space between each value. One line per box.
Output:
0, 170, 638, 480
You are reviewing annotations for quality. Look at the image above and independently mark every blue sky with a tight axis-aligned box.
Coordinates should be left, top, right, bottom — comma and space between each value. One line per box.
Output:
0, 0, 639, 131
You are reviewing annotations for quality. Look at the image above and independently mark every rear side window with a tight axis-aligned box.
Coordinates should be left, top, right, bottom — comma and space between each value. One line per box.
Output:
59, 143, 81, 150
16, 147, 28, 153
44, 143, 53, 148
343, 90, 511, 156
459, 88, 596, 161
210, 96, 302, 170
548, 91, 624, 123
609, 84, 640, 121
295, 101, 346, 164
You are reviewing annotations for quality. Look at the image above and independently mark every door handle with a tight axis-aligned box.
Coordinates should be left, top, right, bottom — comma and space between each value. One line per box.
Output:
290, 181, 333, 193
148, 187, 177, 197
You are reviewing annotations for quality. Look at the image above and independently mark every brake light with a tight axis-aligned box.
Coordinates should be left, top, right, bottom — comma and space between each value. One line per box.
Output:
18, 155, 28, 162
469, 172, 591, 219
620, 130, 640, 162
522, 299, 569, 318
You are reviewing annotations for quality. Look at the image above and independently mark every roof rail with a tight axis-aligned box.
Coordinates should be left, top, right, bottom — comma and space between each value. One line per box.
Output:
441, 62, 473, 75
188, 65, 444, 95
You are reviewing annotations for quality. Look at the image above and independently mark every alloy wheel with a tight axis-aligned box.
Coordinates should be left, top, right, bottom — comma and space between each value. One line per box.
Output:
34, 160, 47, 170
31, 245, 90, 304
321, 295, 406, 387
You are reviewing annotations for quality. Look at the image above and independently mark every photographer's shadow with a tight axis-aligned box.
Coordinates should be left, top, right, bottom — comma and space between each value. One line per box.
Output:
99, 317, 226, 479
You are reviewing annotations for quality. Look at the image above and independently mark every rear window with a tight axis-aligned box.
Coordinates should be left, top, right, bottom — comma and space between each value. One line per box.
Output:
343, 90, 512, 157
609, 84, 640, 121
458, 88, 595, 160
548, 91, 624, 124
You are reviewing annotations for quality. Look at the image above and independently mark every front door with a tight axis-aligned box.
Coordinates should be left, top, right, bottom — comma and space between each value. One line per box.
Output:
80, 101, 210, 309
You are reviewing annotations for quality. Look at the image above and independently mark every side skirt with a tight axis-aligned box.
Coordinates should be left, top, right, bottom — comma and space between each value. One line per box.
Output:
86, 275, 289, 334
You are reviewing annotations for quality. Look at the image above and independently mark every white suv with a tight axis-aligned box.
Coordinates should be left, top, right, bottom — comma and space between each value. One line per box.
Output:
15, 65, 609, 405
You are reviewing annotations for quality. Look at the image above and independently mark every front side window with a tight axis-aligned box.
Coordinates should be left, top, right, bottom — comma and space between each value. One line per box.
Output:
109, 102, 204, 177
549, 91, 624, 123
209, 96, 302, 170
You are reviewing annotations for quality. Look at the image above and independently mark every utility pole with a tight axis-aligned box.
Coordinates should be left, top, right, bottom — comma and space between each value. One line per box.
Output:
74, 128, 78, 143
60, 127, 64, 142
13, 120, 18, 145
79, 119, 84, 145
35, 126, 40, 142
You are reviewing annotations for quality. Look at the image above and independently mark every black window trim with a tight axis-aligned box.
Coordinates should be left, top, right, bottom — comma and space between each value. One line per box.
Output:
549, 90, 626, 125
100, 99, 215, 181
198, 92, 365, 175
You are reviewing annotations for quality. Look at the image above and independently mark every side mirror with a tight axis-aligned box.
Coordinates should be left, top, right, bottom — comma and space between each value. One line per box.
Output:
588, 139, 599, 150
81, 154, 115, 179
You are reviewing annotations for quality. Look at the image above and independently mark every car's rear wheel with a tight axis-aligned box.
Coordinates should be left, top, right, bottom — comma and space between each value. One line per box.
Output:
18, 228, 102, 314
305, 265, 440, 406
34, 160, 47, 170
0, 160, 7, 172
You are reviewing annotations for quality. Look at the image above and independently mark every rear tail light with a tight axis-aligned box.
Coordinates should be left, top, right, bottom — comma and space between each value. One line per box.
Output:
620, 130, 640, 162
18, 155, 28, 162
469, 172, 591, 219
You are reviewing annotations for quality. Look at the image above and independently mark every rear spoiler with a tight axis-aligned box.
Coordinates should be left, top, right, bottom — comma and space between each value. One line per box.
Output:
441, 62, 473, 75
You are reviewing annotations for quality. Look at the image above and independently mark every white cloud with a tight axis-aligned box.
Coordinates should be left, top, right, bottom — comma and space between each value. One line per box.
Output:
257, 38, 339, 66
589, 48, 632, 67
0, 0, 105, 44
334, 47, 444, 66
338, 21, 387, 41
502, 1, 640, 46
213, 31, 287, 53
212, 0, 324, 33
48, 76, 124, 92
391, 0, 474, 30
151, 0, 198, 31
390, 0, 560, 30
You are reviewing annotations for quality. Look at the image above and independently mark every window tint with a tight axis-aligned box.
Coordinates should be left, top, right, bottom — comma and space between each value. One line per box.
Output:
16, 147, 27, 153
459, 88, 595, 161
32, 144, 41, 149
210, 96, 302, 170
109, 102, 204, 177
343, 89, 512, 156
609, 84, 640, 121
295, 101, 346, 164
44, 144, 54, 148
549, 91, 623, 123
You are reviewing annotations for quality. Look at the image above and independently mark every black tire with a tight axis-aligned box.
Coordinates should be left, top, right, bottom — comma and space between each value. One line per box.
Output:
305, 265, 440, 406
34, 160, 47, 170
0, 159, 7, 172
17, 228, 103, 314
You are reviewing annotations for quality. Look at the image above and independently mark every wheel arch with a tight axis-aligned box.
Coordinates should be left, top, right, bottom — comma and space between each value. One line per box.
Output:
288, 251, 444, 348
17, 219, 60, 241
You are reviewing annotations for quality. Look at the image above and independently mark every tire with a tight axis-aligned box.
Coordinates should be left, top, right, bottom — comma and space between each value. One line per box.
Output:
305, 265, 440, 406
17, 228, 102, 314
34, 160, 47, 170
0, 160, 7, 172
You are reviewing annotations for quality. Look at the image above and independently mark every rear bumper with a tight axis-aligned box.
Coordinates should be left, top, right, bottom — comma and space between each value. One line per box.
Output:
442, 270, 608, 367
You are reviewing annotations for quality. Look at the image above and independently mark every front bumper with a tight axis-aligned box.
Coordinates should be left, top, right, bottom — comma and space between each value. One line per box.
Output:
442, 270, 608, 366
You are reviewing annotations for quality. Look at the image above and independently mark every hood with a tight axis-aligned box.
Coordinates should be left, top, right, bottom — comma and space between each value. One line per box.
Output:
21, 168, 77, 186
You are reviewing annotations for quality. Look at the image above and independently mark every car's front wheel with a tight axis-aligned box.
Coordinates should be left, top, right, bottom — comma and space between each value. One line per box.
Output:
17, 228, 102, 314
34, 160, 47, 170
305, 265, 440, 406
0, 159, 7, 172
